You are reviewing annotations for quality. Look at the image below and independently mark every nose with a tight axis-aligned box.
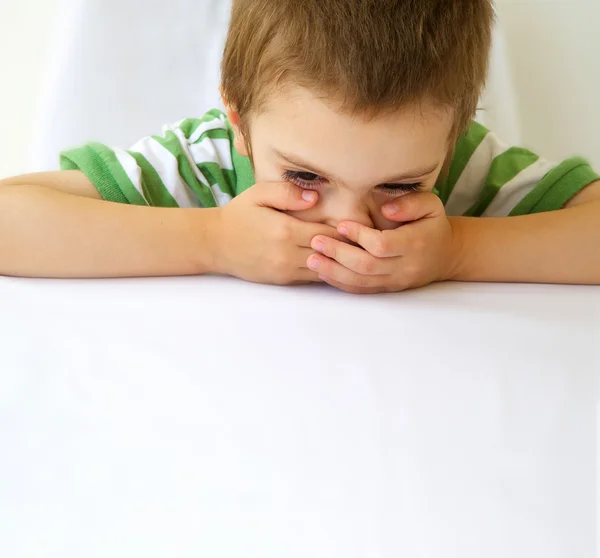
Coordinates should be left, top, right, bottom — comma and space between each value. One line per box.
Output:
324, 213, 374, 230
322, 193, 375, 229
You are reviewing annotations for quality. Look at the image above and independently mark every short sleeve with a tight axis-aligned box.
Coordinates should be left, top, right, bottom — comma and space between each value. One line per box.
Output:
59, 109, 240, 208
436, 122, 600, 217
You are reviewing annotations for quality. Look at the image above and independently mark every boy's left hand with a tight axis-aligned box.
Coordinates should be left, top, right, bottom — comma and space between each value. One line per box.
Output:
308, 192, 460, 294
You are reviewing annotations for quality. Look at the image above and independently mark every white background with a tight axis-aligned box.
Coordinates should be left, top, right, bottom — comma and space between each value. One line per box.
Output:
0, 0, 599, 178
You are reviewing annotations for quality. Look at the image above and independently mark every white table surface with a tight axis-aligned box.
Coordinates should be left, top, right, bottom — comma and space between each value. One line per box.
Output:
1, 276, 598, 558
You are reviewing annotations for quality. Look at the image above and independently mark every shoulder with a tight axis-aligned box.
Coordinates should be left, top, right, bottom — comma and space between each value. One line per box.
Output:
164, 109, 255, 199
442, 121, 600, 216
168, 109, 232, 144
164, 109, 235, 175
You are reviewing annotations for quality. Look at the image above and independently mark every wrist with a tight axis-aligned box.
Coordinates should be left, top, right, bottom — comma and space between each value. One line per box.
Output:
445, 216, 469, 281
191, 207, 226, 275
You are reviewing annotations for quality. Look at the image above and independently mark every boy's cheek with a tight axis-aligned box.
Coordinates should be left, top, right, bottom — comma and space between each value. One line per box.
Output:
284, 208, 320, 222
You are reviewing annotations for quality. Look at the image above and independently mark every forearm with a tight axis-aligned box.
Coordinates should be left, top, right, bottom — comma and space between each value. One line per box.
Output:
0, 184, 220, 278
449, 201, 600, 284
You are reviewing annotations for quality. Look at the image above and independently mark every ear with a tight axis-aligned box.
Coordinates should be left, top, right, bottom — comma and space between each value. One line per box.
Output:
222, 92, 249, 157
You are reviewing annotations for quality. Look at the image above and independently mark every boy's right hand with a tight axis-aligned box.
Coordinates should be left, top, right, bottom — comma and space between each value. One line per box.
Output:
211, 182, 339, 285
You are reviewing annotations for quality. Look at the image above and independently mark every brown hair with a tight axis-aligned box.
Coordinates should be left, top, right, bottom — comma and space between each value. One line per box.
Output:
221, 0, 494, 142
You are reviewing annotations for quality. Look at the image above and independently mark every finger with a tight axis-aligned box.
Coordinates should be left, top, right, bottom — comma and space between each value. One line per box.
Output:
253, 181, 319, 212
336, 222, 400, 258
311, 236, 390, 276
307, 253, 387, 290
294, 249, 325, 283
295, 221, 346, 246
294, 268, 322, 283
293, 248, 320, 269
381, 191, 444, 223
319, 275, 382, 295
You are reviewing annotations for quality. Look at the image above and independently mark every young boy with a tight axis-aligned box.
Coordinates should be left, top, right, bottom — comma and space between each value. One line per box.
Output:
1, 0, 599, 294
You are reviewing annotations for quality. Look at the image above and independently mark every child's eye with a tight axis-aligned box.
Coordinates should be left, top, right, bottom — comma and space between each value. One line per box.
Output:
283, 171, 423, 196
282, 170, 326, 189
377, 183, 422, 196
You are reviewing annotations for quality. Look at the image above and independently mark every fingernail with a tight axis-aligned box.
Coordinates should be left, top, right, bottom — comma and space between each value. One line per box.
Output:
302, 190, 317, 202
338, 225, 349, 236
308, 257, 321, 271
385, 205, 398, 216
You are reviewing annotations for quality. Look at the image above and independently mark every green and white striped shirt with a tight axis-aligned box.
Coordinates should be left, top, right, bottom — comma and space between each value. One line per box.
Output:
60, 109, 600, 216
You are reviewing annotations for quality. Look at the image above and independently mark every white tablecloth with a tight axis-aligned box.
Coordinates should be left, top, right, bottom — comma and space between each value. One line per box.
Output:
0, 276, 597, 557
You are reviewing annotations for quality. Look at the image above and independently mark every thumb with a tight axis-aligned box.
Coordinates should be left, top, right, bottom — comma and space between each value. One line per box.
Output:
253, 182, 318, 212
382, 192, 442, 223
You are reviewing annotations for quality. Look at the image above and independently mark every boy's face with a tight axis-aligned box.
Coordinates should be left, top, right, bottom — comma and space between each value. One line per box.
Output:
228, 86, 454, 231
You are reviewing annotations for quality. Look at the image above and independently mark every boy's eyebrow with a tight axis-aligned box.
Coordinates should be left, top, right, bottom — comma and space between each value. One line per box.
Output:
273, 148, 440, 182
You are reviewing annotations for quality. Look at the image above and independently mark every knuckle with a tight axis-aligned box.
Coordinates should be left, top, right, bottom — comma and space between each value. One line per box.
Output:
371, 241, 385, 258
274, 221, 293, 242
357, 257, 376, 275
353, 274, 371, 289
372, 235, 391, 257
